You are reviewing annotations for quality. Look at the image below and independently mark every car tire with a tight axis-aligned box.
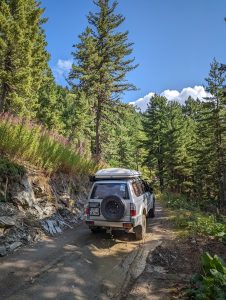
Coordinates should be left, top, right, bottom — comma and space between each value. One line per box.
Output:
148, 200, 155, 218
134, 214, 146, 240
101, 195, 125, 221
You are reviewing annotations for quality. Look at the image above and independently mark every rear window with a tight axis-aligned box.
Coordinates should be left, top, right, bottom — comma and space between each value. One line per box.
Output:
91, 183, 129, 199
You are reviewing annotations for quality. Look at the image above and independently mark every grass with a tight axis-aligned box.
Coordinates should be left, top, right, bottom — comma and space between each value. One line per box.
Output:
0, 113, 98, 176
162, 192, 200, 211
160, 192, 226, 241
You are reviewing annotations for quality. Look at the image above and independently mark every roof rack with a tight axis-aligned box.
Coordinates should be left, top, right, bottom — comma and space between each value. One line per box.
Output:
93, 168, 141, 180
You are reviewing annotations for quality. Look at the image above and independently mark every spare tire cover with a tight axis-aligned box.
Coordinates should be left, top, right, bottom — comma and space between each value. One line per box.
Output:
101, 195, 125, 221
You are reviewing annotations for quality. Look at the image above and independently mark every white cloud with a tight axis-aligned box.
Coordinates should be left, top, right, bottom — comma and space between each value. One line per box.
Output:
130, 86, 212, 112
55, 59, 73, 76
160, 89, 180, 101
177, 86, 211, 103
130, 92, 155, 112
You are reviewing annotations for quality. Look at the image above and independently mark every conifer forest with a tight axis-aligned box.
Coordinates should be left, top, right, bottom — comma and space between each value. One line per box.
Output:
0, 0, 225, 210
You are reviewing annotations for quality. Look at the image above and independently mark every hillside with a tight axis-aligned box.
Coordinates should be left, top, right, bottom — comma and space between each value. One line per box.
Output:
0, 159, 90, 257
0, 114, 96, 256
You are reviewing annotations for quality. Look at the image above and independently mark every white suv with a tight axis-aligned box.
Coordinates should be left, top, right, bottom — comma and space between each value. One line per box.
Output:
85, 168, 155, 240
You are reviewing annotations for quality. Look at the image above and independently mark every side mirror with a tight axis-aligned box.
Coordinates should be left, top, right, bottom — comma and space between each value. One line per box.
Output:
89, 175, 95, 182
142, 180, 153, 193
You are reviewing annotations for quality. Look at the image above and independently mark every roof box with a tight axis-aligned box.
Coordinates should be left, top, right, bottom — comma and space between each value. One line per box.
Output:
94, 168, 141, 179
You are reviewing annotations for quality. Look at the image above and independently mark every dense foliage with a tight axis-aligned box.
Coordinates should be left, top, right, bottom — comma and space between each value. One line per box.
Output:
186, 252, 226, 300
0, 0, 225, 213
143, 60, 226, 209
0, 0, 49, 116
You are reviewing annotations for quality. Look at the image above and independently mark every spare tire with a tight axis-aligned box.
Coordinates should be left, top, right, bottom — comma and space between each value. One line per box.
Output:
101, 195, 125, 221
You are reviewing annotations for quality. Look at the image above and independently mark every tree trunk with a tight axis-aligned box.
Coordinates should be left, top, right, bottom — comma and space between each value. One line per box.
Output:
77, 139, 84, 156
215, 105, 225, 208
93, 97, 102, 163
0, 83, 9, 113
0, 50, 12, 113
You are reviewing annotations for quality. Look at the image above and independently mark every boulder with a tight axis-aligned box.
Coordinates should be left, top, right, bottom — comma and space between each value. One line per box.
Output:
11, 175, 36, 209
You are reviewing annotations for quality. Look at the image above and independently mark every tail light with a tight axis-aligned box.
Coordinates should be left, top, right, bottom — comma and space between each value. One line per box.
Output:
130, 203, 136, 217
85, 206, 90, 215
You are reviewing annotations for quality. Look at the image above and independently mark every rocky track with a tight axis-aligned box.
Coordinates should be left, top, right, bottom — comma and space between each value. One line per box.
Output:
0, 203, 170, 300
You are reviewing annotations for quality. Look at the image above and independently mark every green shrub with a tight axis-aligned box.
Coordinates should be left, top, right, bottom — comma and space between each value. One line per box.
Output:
162, 192, 226, 240
0, 157, 25, 177
188, 214, 225, 237
173, 211, 225, 238
186, 252, 226, 300
162, 192, 200, 210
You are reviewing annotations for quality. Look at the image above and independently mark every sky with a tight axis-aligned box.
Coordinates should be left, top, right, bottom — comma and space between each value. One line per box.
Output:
41, 0, 226, 110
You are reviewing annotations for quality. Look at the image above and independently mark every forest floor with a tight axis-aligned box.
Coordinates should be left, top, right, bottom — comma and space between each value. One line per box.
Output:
124, 204, 226, 300
0, 203, 225, 300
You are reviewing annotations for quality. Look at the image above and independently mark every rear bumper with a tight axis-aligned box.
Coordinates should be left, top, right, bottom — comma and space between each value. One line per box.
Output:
85, 219, 134, 229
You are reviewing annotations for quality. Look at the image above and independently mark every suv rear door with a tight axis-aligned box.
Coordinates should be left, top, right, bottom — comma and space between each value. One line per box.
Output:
88, 181, 131, 222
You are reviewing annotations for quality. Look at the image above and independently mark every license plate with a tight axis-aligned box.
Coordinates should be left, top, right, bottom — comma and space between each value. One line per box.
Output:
90, 207, 100, 216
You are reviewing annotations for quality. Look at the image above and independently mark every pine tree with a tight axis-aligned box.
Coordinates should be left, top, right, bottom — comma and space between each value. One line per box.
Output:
203, 59, 226, 207
143, 95, 169, 191
67, 90, 93, 155
102, 105, 143, 169
164, 101, 189, 193
0, 0, 49, 116
69, 0, 137, 162
193, 101, 218, 204
118, 106, 143, 170
143, 95, 197, 194
36, 71, 64, 131
183, 97, 203, 200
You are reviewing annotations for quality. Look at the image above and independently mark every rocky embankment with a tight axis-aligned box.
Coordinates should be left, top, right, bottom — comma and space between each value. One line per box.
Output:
0, 168, 89, 257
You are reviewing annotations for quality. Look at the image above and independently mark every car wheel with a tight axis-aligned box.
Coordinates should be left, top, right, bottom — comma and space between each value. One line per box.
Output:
101, 195, 125, 221
134, 214, 146, 240
148, 200, 155, 218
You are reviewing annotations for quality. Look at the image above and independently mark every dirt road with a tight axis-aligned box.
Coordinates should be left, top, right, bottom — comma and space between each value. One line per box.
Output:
0, 204, 170, 300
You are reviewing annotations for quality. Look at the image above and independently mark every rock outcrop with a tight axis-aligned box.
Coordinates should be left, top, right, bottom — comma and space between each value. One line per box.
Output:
0, 169, 90, 257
